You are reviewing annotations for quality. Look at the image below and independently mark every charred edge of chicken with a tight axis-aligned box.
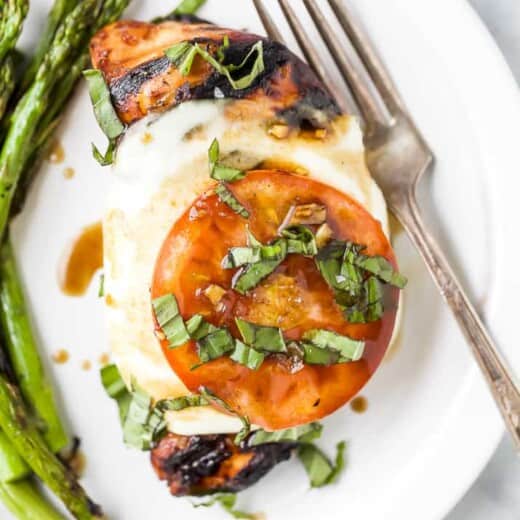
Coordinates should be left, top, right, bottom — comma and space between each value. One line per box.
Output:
151, 433, 295, 496
109, 36, 340, 127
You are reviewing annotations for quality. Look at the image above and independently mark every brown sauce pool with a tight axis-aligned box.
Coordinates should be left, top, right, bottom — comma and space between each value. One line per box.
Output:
59, 222, 103, 296
47, 141, 65, 164
350, 396, 368, 414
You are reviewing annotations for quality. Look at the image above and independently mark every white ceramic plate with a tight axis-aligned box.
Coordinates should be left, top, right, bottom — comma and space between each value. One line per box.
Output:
4, 0, 519, 518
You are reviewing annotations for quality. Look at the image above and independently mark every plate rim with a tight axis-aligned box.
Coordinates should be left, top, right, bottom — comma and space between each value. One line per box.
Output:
4, 1, 520, 519
390, 0, 520, 518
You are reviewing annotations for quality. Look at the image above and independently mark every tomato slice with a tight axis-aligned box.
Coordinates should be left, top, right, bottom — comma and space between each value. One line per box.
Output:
151, 170, 399, 430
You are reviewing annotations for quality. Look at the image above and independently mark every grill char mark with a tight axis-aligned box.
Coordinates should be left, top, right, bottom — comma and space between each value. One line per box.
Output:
151, 433, 295, 496
90, 20, 340, 126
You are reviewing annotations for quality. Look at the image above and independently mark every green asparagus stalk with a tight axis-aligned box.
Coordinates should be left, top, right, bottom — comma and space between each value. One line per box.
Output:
153, 0, 207, 22
11, 0, 131, 216
0, 374, 101, 519
0, 480, 64, 520
19, 0, 79, 93
0, 430, 29, 482
0, 54, 15, 121
0, 1, 131, 518
0, 240, 68, 452
0, 0, 102, 240
0, 0, 29, 64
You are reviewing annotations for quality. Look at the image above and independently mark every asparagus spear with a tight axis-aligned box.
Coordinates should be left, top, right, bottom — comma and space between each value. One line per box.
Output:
19, 0, 78, 93
153, 0, 207, 22
12, 0, 131, 216
0, 0, 134, 232
0, 0, 129, 515
0, 480, 64, 520
0, 430, 29, 482
0, 0, 102, 240
0, 0, 29, 64
0, 240, 68, 452
0, 54, 15, 121
0, 374, 101, 519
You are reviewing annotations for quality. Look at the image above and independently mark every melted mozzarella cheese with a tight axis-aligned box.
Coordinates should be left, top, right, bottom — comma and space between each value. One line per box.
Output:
104, 99, 390, 435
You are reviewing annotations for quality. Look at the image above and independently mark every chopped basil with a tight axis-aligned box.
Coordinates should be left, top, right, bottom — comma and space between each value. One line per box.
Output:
194, 493, 255, 519
233, 259, 282, 293
83, 69, 124, 166
337, 243, 365, 294
316, 240, 406, 323
152, 294, 190, 348
102, 365, 231, 450
101, 365, 164, 450
347, 276, 384, 323
222, 237, 287, 269
186, 314, 216, 340
173, 0, 206, 15
83, 70, 124, 139
101, 365, 222, 450
208, 138, 245, 182
249, 422, 323, 446
98, 273, 105, 298
235, 318, 287, 353
316, 240, 345, 290
298, 440, 347, 487
100, 364, 132, 434
155, 394, 209, 412
213, 164, 246, 182
123, 383, 165, 450
187, 314, 269, 369
281, 225, 318, 256
230, 340, 265, 370
153, 293, 179, 325
101, 374, 133, 441
216, 35, 230, 63
197, 328, 235, 363
224, 227, 317, 294
301, 343, 340, 365
200, 387, 250, 444
326, 440, 347, 484
101, 364, 128, 401
234, 417, 251, 445
222, 246, 261, 268
92, 140, 117, 166
215, 183, 249, 218
166, 40, 265, 90
355, 255, 408, 289
226, 41, 265, 89
165, 41, 194, 71
303, 329, 365, 362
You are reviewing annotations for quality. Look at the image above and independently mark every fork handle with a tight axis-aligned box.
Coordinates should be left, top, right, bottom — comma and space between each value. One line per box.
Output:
392, 190, 520, 453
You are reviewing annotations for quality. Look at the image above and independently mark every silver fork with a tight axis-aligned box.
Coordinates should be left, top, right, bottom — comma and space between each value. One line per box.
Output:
253, 0, 520, 452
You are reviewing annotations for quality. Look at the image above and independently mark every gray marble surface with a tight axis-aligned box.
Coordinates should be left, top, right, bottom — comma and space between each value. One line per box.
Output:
447, 1, 520, 519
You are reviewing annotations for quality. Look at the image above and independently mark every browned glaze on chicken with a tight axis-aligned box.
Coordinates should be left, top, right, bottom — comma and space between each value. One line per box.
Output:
151, 433, 295, 496
90, 17, 339, 126
93, 15, 340, 498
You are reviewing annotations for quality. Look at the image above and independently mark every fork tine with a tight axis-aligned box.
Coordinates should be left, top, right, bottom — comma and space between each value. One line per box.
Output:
327, 0, 405, 113
252, 0, 286, 44
277, 0, 350, 114
302, 0, 390, 127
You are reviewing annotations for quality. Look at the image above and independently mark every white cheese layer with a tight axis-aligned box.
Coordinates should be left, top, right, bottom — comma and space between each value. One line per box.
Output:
104, 99, 390, 435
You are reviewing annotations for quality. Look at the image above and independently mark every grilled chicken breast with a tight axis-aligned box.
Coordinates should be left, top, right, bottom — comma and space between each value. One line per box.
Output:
92, 13, 399, 497
90, 17, 339, 126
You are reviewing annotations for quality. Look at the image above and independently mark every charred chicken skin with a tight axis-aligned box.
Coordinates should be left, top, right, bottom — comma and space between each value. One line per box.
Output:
91, 14, 385, 498
90, 17, 339, 127
151, 433, 295, 496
